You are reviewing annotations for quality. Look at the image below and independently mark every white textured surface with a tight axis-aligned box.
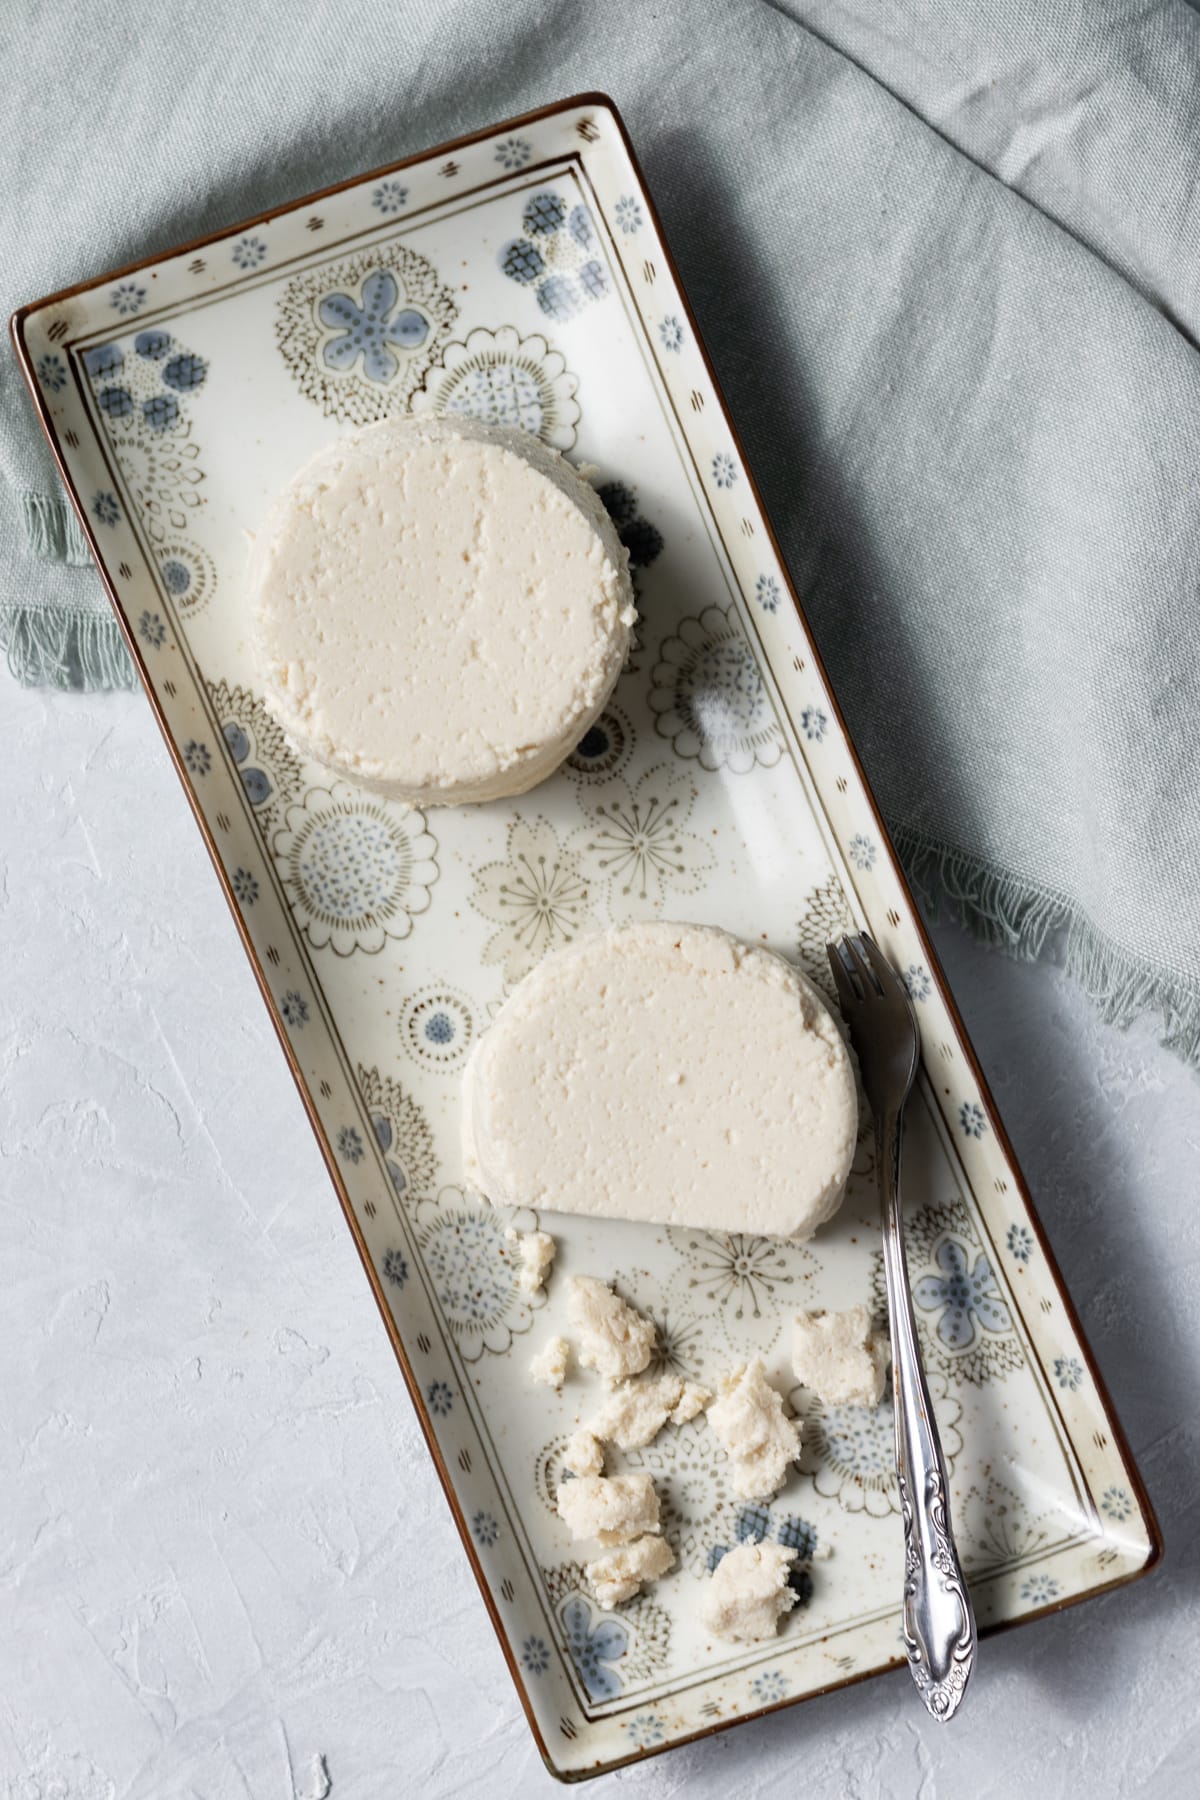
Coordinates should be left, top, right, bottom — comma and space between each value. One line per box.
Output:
1, 680, 1197, 1799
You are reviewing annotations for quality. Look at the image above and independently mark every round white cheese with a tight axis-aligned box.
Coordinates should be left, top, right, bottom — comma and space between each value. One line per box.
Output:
462, 922, 858, 1239
250, 417, 635, 805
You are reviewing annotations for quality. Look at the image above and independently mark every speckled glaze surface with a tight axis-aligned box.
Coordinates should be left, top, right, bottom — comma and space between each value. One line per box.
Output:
13, 96, 1156, 1779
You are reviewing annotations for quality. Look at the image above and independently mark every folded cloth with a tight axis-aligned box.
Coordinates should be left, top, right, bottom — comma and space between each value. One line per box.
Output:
4, 0, 1200, 1064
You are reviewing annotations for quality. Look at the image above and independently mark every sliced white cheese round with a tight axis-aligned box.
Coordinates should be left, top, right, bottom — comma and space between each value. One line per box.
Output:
462, 921, 858, 1239
250, 417, 635, 805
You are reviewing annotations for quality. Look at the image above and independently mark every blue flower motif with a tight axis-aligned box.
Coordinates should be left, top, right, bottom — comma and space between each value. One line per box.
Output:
161, 559, 190, 596
495, 136, 531, 170
706, 1543, 729, 1572
659, 315, 684, 352
624, 1713, 664, 1750
137, 609, 165, 646
319, 270, 430, 384
499, 238, 545, 284
523, 192, 566, 236
1006, 1223, 1034, 1262
914, 1238, 1011, 1350
383, 1249, 408, 1288
110, 282, 146, 316
800, 706, 827, 743
755, 573, 781, 612
472, 1510, 499, 1547
372, 180, 408, 215
98, 386, 135, 419
1020, 1573, 1060, 1604
615, 196, 644, 235
711, 452, 737, 489
82, 343, 123, 378
183, 740, 211, 777
561, 1596, 627, 1701
537, 274, 583, 321
231, 868, 258, 906
735, 1504, 771, 1544
135, 330, 172, 361
337, 1125, 365, 1164
1101, 1485, 1132, 1522
36, 354, 67, 392
427, 1379, 453, 1417
142, 394, 179, 433
848, 834, 877, 870
92, 492, 119, 527
280, 990, 309, 1028
774, 1514, 818, 1559
750, 1670, 787, 1704
903, 964, 932, 1003
568, 204, 595, 251
959, 1101, 987, 1139
163, 352, 208, 391
1054, 1355, 1084, 1391
520, 1636, 550, 1675
578, 258, 610, 301
232, 235, 266, 270
425, 1012, 454, 1045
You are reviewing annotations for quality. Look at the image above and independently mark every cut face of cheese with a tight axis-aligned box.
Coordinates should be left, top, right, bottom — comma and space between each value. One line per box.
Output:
462, 922, 858, 1238
250, 417, 635, 805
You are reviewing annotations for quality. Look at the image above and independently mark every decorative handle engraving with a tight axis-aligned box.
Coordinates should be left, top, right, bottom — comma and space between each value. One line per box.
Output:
881, 1111, 977, 1721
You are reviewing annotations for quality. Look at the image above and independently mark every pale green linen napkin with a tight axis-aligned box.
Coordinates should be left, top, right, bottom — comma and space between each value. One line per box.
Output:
5, 0, 1200, 1065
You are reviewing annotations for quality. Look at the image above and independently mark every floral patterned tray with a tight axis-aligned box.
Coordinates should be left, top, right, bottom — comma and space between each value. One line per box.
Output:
13, 94, 1159, 1781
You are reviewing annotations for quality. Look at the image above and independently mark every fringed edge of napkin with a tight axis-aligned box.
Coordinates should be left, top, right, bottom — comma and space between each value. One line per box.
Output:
22, 491, 94, 566
898, 827, 1200, 1073
1, 603, 135, 692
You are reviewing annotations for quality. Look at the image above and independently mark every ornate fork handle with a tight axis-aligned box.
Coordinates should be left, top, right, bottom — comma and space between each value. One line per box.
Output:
879, 1107, 976, 1720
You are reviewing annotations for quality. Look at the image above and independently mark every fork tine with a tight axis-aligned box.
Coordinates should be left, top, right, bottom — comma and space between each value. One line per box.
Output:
857, 933, 906, 1002
826, 937, 859, 1010
845, 933, 884, 998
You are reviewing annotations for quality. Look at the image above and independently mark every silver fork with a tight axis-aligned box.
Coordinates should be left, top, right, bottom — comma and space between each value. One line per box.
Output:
828, 933, 976, 1721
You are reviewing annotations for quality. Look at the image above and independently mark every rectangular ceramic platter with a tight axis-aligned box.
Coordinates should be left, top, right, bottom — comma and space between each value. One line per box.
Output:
15, 95, 1157, 1781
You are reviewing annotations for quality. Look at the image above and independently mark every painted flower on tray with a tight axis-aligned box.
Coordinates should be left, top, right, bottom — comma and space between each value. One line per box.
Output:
520, 1636, 550, 1675
399, 985, 478, 1074
232, 235, 267, 270
410, 325, 580, 449
848, 834, 877, 871
560, 1595, 627, 1702
494, 136, 531, 170
372, 180, 408, 214
755, 573, 781, 612
280, 990, 309, 1028
801, 1375, 962, 1518
569, 762, 716, 923
659, 315, 684, 352
92, 492, 120, 527
564, 704, 634, 783
595, 481, 664, 579
750, 1670, 788, 1704
231, 868, 259, 906
277, 245, 457, 426
711, 451, 737, 489
337, 1126, 364, 1164
625, 1714, 664, 1750
36, 353, 67, 392
209, 679, 303, 833
623, 1417, 739, 1575
427, 1380, 453, 1417
958, 1473, 1054, 1573
499, 190, 611, 322
615, 196, 644, 234
357, 1063, 437, 1200
903, 964, 932, 1003
137, 609, 165, 648
1020, 1573, 1060, 1605
649, 603, 784, 774
800, 706, 827, 742
382, 1249, 408, 1289
1101, 1486, 1132, 1522
183, 740, 211, 777
880, 1198, 1025, 1387
914, 1238, 1011, 1352
1053, 1356, 1084, 1391
1006, 1223, 1034, 1262
959, 1100, 987, 1139
796, 872, 856, 1006
472, 1510, 500, 1547
110, 281, 146, 316
158, 539, 218, 617
470, 815, 591, 986
273, 783, 438, 956
414, 1188, 542, 1359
